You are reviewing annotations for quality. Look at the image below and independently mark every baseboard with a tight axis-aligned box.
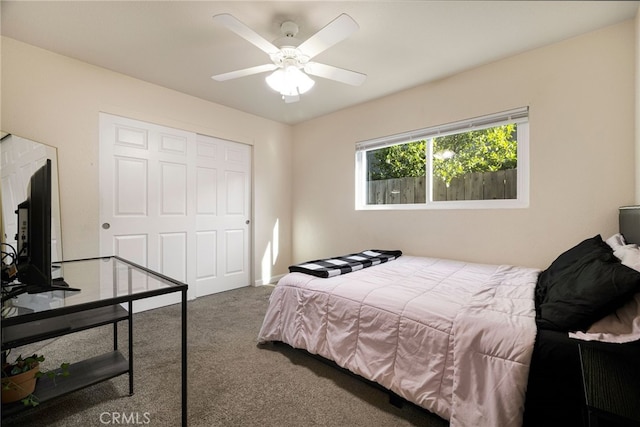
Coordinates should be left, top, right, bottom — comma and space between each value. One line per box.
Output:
253, 273, 285, 287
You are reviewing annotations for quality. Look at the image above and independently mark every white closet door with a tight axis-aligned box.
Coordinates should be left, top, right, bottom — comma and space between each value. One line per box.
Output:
99, 114, 251, 311
195, 134, 250, 297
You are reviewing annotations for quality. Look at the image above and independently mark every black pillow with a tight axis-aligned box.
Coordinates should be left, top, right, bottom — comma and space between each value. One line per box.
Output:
535, 235, 605, 306
535, 235, 640, 332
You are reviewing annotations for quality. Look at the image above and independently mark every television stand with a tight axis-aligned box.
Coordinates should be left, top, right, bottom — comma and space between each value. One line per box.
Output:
0, 280, 80, 303
30, 285, 81, 293
41, 277, 82, 292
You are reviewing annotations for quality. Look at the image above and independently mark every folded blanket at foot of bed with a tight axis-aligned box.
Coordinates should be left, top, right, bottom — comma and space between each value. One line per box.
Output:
288, 249, 402, 278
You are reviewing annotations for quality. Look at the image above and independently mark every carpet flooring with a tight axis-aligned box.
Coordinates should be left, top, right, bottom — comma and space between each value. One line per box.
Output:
2, 285, 449, 427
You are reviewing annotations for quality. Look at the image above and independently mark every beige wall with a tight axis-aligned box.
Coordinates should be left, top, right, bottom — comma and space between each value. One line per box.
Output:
636, 8, 640, 203
292, 20, 637, 269
1, 37, 293, 285
2, 18, 637, 279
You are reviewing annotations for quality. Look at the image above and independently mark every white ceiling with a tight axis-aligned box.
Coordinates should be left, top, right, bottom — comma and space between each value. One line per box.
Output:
2, 1, 638, 125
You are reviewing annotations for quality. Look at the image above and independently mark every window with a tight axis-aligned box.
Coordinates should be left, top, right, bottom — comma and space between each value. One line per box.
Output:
355, 107, 529, 210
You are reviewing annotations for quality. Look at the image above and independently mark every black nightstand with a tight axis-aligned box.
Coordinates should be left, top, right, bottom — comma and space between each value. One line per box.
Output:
579, 341, 640, 427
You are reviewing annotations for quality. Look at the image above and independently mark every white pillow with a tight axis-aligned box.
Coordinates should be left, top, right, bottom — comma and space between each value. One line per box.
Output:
605, 232, 627, 251
569, 234, 640, 343
614, 244, 640, 270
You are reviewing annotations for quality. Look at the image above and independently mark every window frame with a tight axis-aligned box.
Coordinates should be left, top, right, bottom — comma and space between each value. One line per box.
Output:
355, 107, 530, 210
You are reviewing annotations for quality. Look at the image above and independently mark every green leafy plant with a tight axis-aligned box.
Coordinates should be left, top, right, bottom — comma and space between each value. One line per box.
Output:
432, 124, 517, 185
2, 353, 70, 406
368, 124, 518, 185
369, 140, 426, 181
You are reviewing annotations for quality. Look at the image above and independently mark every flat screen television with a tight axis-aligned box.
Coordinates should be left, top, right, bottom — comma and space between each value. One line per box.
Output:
20, 158, 53, 286
3, 159, 79, 301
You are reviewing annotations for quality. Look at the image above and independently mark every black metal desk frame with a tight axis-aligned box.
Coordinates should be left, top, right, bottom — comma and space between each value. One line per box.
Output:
1, 256, 188, 426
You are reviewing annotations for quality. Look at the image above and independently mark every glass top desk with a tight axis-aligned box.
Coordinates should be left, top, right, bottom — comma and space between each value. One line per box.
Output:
1, 256, 188, 426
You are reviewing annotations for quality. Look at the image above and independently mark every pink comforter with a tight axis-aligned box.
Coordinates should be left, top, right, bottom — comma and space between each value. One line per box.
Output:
258, 256, 539, 427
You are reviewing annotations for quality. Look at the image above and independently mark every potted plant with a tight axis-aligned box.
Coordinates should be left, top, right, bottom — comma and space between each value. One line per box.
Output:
1, 352, 70, 406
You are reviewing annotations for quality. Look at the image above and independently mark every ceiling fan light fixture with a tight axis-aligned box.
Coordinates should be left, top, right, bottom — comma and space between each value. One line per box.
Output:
212, 13, 365, 102
265, 66, 315, 98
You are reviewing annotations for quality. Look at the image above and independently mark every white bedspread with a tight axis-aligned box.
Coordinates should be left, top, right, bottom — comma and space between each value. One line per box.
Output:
257, 256, 539, 427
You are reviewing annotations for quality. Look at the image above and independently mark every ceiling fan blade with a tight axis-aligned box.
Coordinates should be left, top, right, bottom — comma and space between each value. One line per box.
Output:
298, 14, 359, 59
304, 62, 366, 86
213, 14, 279, 55
212, 64, 278, 81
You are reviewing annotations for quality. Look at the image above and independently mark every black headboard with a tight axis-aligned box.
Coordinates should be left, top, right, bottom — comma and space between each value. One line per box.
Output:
619, 206, 640, 245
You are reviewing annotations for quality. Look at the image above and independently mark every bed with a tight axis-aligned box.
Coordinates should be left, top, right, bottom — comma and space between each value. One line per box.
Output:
257, 210, 640, 427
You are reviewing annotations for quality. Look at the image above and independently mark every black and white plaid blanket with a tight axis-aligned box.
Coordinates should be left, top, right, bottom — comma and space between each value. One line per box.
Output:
288, 249, 402, 278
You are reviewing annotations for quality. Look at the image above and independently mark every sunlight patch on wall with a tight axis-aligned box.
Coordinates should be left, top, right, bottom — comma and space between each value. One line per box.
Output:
260, 219, 281, 285
272, 219, 279, 265
261, 241, 272, 285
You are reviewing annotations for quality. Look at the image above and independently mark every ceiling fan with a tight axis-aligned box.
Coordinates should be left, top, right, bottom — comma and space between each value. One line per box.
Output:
211, 13, 367, 103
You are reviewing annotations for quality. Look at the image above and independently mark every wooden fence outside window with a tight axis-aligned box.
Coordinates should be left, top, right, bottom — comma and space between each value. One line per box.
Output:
367, 169, 517, 204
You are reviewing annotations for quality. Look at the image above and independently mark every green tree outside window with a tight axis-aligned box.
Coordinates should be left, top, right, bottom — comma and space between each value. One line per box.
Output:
368, 124, 517, 185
